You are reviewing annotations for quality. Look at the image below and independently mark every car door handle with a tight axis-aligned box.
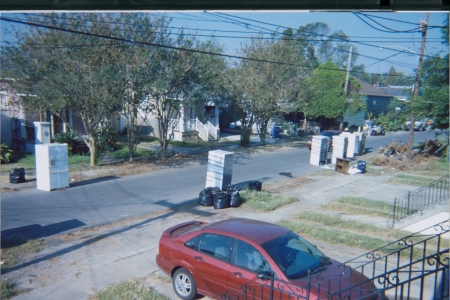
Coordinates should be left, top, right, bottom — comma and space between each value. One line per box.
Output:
194, 256, 203, 262
232, 272, 244, 278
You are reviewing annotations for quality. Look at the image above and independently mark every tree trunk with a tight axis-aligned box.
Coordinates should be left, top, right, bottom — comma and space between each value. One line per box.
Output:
258, 119, 269, 145
87, 138, 98, 166
406, 113, 415, 160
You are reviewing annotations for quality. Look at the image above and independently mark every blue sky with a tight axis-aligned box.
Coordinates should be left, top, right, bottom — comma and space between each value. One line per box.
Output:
1, 11, 448, 79
168, 11, 448, 76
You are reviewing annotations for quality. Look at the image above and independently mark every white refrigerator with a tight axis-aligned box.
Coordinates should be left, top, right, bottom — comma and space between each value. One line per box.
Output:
35, 144, 69, 191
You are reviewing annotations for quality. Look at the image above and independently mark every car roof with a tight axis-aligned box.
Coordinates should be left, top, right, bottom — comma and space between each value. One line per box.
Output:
203, 218, 290, 245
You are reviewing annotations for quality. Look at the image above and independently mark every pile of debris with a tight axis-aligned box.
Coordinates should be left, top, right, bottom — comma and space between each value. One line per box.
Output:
373, 140, 448, 170
381, 140, 448, 158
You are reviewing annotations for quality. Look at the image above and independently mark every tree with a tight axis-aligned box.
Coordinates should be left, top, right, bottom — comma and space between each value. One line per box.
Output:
4, 13, 127, 166
232, 37, 308, 146
299, 61, 366, 129
415, 54, 449, 129
350, 64, 371, 83
295, 22, 358, 69
114, 13, 172, 161
385, 66, 413, 86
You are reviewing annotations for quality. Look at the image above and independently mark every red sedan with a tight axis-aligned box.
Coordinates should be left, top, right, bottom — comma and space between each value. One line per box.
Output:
156, 218, 383, 300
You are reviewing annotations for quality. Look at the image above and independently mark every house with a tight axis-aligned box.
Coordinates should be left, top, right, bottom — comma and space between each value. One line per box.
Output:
343, 79, 397, 129
111, 98, 221, 142
378, 85, 413, 103
169, 100, 220, 142
0, 82, 86, 153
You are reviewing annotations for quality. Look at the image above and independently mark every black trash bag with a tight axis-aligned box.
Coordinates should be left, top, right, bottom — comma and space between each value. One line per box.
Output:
213, 192, 230, 209
226, 186, 241, 208
199, 187, 213, 206
229, 190, 241, 208
210, 186, 221, 195
9, 168, 26, 184
249, 180, 262, 191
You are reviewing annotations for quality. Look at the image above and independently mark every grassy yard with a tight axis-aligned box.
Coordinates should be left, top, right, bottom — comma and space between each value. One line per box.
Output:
239, 190, 298, 211
321, 197, 394, 218
1, 280, 28, 300
90, 280, 169, 300
1, 239, 44, 271
389, 173, 448, 186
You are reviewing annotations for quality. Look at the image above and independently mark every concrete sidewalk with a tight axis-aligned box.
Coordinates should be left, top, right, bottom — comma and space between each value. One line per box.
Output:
3, 172, 448, 300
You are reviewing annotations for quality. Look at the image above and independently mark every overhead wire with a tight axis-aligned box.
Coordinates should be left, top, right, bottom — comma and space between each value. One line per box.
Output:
356, 12, 447, 29
1, 15, 420, 71
207, 11, 447, 62
1, 17, 440, 78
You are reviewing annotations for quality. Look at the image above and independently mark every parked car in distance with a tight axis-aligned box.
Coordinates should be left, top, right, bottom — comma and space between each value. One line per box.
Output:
307, 130, 341, 152
404, 119, 426, 131
371, 125, 385, 136
156, 218, 383, 300
229, 120, 242, 130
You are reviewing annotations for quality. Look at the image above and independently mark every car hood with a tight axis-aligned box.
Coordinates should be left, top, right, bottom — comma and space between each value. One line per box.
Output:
289, 259, 379, 299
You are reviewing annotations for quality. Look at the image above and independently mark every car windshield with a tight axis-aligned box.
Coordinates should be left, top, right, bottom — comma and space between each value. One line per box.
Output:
261, 231, 329, 279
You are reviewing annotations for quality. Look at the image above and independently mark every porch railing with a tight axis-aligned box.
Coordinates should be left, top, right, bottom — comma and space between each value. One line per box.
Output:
195, 118, 209, 141
222, 220, 449, 300
206, 120, 219, 140
388, 175, 449, 228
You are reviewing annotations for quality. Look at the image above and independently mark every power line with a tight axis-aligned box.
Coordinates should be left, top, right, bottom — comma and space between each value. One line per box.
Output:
208, 12, 448, 62
1, 16, 420, 71
4, 13, 444, 70
357, 12, 447, 29
353, 13, 419, 34
0, 16, 421, 79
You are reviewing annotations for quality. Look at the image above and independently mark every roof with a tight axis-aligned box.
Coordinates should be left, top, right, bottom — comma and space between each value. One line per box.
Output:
378, 85, 413, 102
206, 218, 289, 245
354, 78, 395, 98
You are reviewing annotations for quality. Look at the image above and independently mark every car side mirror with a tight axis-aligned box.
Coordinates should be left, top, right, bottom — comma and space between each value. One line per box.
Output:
257, 271, 274, 281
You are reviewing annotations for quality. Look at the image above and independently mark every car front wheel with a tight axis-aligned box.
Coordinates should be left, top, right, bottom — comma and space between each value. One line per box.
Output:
173, 268, 197, 300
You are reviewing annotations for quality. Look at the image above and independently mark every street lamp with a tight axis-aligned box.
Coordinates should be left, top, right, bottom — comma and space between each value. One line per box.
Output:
379, 45, 419, 62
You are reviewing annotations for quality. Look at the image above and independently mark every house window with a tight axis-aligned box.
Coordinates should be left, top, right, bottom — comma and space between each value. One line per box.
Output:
0, 93, 7, 110
373, 100, 376, 105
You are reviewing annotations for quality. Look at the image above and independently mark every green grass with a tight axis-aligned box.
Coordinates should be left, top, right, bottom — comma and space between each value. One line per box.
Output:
389, 174, 442, 186
169, 140, 210, 148
1, 153, 92, 173
321, 197, 394, 218
90, 280, 169, 300
295, 211, 405, 239
279, 212, 439, 259
109, 148, 156, 160
1, 239, 44, 271
1, 280, 28, 300
278, 219, 390, 251
240, 190, 298, 211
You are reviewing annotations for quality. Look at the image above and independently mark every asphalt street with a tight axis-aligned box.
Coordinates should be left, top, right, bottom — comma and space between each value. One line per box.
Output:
1, 131, 436, 239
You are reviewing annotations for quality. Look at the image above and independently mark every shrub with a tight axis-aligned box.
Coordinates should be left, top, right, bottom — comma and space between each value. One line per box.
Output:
1, 144, 13, 164
54, 131, 78, 154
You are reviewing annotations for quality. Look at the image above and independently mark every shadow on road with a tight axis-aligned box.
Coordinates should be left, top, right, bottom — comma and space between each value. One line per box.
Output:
1, 219, 86, 248
1, 198, 215, 274
69, 176, 120, 188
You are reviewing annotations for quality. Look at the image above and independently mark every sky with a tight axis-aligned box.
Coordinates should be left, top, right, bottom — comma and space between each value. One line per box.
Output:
1, 10, 448, 79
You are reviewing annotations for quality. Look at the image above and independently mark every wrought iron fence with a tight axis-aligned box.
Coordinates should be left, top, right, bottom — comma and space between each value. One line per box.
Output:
221, 221, 449, 300
388, 175, 449, 228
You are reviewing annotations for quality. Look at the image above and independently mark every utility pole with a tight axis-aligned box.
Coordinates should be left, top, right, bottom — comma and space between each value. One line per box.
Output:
406, 13, 429, 160
341, 45, 353, 131
344, 45, 353, 96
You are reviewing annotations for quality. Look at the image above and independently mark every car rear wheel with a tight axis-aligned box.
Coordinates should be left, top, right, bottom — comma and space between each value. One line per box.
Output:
173, 268, 197, 300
